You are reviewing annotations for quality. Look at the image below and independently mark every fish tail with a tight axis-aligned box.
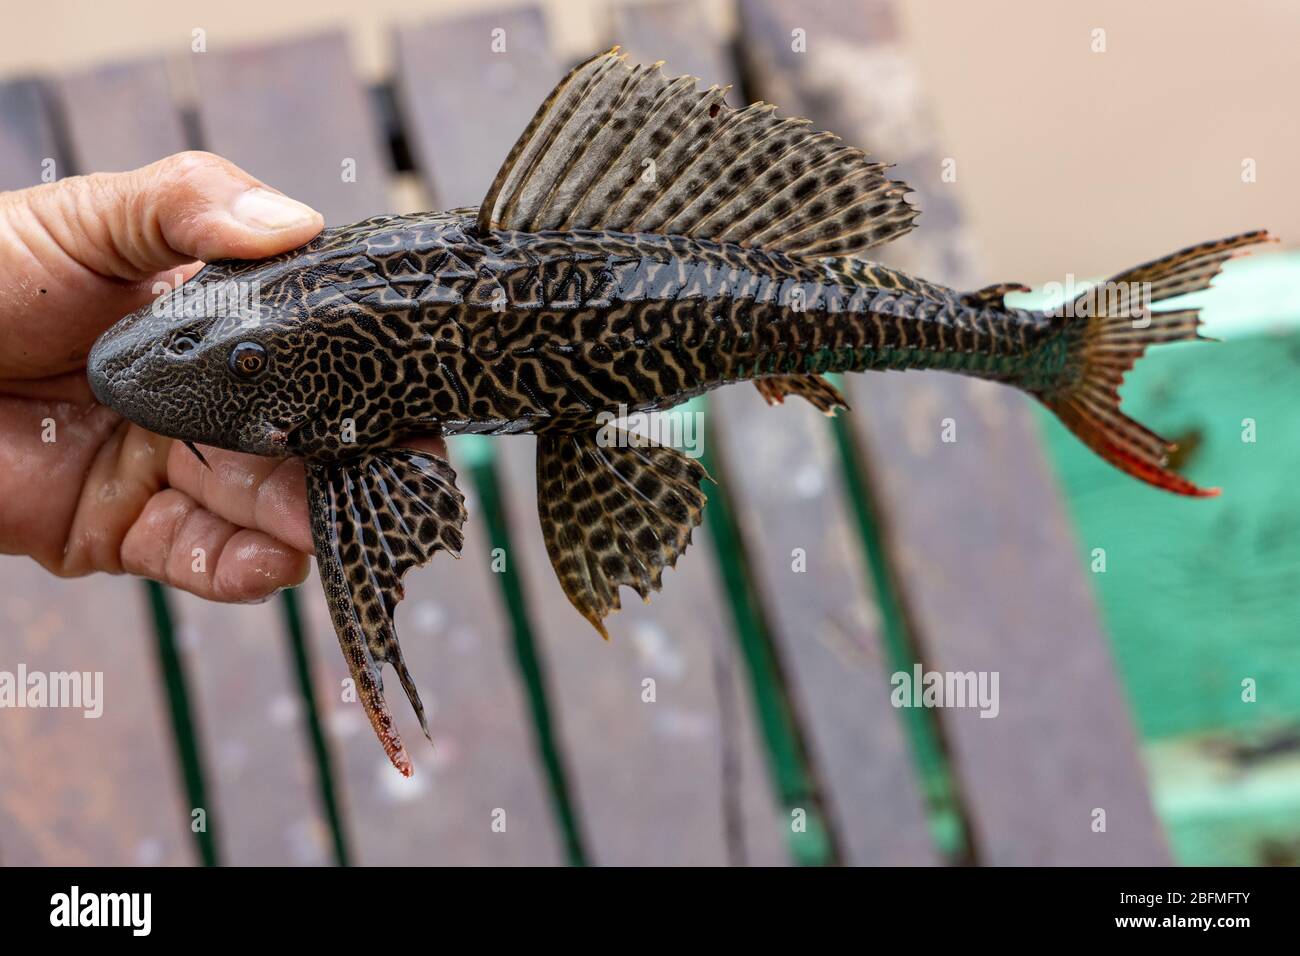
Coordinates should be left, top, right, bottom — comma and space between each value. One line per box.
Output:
1037, 230, 1273, 496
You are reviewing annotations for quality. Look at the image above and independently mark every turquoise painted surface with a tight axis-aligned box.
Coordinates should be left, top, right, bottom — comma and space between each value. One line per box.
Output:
1036, 330, 1300, 739
1031, 249, 1300, 740
1033, 249, 1300, 863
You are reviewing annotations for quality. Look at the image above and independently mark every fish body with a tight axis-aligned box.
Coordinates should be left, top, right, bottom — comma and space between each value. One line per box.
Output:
99, 212, 1054, 445
88, 50, 1271, 774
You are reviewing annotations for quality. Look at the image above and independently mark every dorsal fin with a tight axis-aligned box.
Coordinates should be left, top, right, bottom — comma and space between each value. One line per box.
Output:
478, 49, 918, 258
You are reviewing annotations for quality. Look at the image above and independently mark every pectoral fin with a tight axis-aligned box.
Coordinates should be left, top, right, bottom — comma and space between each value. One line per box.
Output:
536, 428, 710, 639
754, 375, 849, 415
306, 448, 466, 776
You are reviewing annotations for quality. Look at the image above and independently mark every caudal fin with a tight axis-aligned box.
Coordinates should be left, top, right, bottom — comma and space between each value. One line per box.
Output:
1040, 230, 1274, 496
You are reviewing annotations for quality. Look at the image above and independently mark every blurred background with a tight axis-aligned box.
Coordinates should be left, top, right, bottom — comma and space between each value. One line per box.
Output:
0, 0, 1297, 866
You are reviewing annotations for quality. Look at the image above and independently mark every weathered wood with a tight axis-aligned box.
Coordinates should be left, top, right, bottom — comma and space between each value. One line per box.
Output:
190, 33, 392, 223
395, 9, 788, 864
739, 0, 1171, 864
0, 79, 58, 191
57, 60, 186, 173
709, 393, 939, 863
191, 32, 561, 865
497, 438, 788, 865
0, 563, 195, 865
394, 8, 561, 209
0, 75, 191, 866
55, 55, 335, 865
298, 468, 565, 866
615, 0, 936, 865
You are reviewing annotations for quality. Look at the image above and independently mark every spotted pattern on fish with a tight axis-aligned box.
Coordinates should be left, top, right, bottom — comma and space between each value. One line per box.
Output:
86, 48, 1273, 775
536, 427, 710, 640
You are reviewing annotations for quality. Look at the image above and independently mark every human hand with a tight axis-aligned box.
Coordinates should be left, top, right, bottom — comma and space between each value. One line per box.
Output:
0, 151, 442, 601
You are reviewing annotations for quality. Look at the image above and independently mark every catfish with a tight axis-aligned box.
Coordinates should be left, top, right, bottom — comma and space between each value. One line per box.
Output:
88, 50, 1271, 775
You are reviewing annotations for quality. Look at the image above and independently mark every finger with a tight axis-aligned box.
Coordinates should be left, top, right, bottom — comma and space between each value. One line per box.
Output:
60, 416, 171, 577
23, 150, 324, 281
120, 488, 309, 602
167, 444, 313, 553
0, 151, 324, 379
167, 436, 450, 556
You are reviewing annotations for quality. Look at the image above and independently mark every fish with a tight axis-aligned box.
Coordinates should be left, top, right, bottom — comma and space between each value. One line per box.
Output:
87, 49, 1273, 775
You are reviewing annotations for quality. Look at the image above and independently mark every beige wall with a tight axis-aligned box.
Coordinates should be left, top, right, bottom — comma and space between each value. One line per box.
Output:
2, 0, 1295, 281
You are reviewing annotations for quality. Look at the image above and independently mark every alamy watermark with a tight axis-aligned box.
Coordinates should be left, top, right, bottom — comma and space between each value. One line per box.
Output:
0, 664, 103, 718
595, 403, 705, 458
50, 886, 150, 936
890, 665, 999, 719
1041, 274, 1154, 327
152, 276, 263, 328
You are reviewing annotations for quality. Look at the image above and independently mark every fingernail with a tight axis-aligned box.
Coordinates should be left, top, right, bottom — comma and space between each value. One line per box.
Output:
232, 188, 319, 230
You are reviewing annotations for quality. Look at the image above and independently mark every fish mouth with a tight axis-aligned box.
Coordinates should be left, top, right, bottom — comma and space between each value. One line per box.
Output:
274, 414, 310, 453
86, 359, 114, 409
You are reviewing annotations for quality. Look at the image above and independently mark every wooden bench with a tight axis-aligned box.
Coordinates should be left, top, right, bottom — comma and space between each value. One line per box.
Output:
0, 0, 1168, 865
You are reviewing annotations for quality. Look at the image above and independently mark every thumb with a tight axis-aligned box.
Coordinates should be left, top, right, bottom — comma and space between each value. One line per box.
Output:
30, 150, 324, 280
0, 151, 324, 382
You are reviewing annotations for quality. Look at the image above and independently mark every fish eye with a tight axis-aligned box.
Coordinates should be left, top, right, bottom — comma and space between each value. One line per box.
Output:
228, 341, 267, 379
170, 334, 200, 355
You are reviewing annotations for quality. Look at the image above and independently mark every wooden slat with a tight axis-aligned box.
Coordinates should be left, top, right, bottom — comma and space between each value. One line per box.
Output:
56, 57, 334, 865
58, 61, 187, 172
179, 38, 378, 864
0, 79, 57, 191
395, 9, 788, 864
498, 438, 788, 865
394, 8, 558, 209
0, 75, 191, 866
739, 0, 1171, 864
299, 467, 564, 865
614, 0, 936, 866
0, 563, 194, 865
189, 33, 561, 864
191, 32, 392, 223
714, 396, 938, 865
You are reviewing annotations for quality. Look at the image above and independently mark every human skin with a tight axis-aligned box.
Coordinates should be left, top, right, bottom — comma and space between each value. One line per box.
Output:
0, 151, 442, 601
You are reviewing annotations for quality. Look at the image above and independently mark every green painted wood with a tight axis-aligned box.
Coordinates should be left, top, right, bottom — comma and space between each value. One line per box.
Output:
614, 0, 937, 866
739, 0, 1171, 864
393, 7, 788, 863
194, 31, 563, 865
1147, 731, 1300, 866
1038, 330, 1300, 740
58, 55, 339, 865
1013, 261, 1300, 865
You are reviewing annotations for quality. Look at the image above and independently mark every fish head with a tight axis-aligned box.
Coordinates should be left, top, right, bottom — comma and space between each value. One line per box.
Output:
88, 255, 321, 458
90, 211, 476, 459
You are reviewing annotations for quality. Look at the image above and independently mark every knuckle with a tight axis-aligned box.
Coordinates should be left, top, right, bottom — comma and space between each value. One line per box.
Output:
158, 150, 227, 182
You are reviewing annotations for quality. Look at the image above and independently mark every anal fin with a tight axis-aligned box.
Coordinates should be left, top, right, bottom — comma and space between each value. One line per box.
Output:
961, 282, 1031, 309
536, 427, 710, 638
754, 374, 849, 415
307, 447, 467, 776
